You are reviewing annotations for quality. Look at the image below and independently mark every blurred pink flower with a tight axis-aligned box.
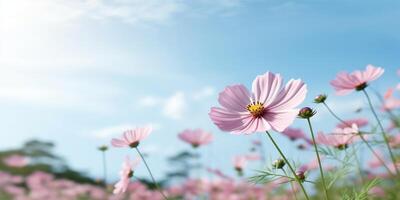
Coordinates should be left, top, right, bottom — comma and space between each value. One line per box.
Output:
111, 126, 152, 148
233, 156, 247, 171
299, 156, 327, 172
252, 139, 262, 146
282, 128, 306, 141
232, 154, 261, 173
368, 150, 386, 169
330, 65, 384, 95
317, 124, 359, 149
178, 129, 213, 148
382, 88, 400, 110
336, 118, 368, 129
3, 155, 28, 168
369, 186, 385, 197
209, 72, 307, 134
389, 134, 400, 148
113, 156, 140, 194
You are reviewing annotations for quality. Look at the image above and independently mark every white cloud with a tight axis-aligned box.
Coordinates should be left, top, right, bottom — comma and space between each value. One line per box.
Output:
0, 0, 244, 29
163, 91, 186, 120
192, 86, 215, 100
138, 96, 161, 107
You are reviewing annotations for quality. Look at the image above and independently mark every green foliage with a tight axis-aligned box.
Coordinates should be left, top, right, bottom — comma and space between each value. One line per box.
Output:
0, 139, 99, 185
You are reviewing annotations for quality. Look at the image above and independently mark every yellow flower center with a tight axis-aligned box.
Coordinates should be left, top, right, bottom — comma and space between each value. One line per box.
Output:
247, 101, 265, 118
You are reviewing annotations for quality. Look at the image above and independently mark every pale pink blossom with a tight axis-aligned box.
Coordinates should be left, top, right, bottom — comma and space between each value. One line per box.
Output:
389, 134, 400, 148
111, 126, 152, 148
233, 156, 247, 171
3, 155, 28, 168
382, 88, 400, 110
178, 129, 213, 148
336, 118, 368, 129
209, 72, 307, 134
369, 186, 385, 197
113, 156, 140, 194
281, 128, 306, 141
317, 124, 359, 149
330, 65, 384, 95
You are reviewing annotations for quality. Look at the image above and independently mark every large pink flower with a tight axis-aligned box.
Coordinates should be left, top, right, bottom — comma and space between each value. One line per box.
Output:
178, 129, 213, 148
113, 156, 140, 194
111, 126, 152, 148
330, 65, 384, 95
209, 72, 307, 134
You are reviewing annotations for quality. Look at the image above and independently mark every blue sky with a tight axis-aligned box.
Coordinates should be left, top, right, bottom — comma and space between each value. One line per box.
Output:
0, 0, 399, 182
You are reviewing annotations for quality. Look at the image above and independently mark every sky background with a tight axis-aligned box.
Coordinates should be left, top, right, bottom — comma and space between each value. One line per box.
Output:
0, 0, 399, 183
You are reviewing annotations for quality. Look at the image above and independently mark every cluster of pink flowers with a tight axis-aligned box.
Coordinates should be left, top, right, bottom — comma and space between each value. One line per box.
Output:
0, 171, 108, 200
4, 64, 400, 199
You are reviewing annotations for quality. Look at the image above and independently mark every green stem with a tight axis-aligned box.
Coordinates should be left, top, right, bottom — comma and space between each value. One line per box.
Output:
102, 151, 107, 184
135, 148, 169, 200
351, 145, 365, 183
306, 118, 329, 200
282, 168, 298, 200
362, 89, 399, 175
322, 102, 395, 176
265, 131, 310, 200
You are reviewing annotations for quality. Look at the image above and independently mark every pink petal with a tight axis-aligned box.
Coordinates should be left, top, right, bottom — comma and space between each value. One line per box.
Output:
209, 107, 252, 133
251, 72, 282, 106
235, 117, 271, 134
111, 138, 128, 147
218, 84, 250, 112
263, 109, 298, 132
363, 64, 384, 82
268, 79, 307, 111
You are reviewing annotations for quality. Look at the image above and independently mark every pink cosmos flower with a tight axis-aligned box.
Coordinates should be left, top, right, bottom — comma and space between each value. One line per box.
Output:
233, 156, 247, 171
382, 88, 400, 111
330, 65, 384, 95
336, 118, 368, 129
252, 139, 262, 146
317, 124, 359, 149
113, 156, 140, 194
389, 134, 400, 148
281, 128, 306, 141
111, 126, 152, 148
368, 186, 385, 197
3, 155, 28, 168
209, 72, 307, 134
178, 129, 213, 148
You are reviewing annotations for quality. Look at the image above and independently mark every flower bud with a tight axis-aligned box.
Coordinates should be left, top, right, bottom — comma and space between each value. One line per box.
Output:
314, 94, 327, 104
272, 159, 285, 169
98, 145, 108, 152
296, 170, 306, 182
298, 107, 316, 119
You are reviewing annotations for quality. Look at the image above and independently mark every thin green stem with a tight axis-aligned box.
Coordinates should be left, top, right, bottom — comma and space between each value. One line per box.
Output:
362, 89, 399, 175
321, 102, 395, 176
282, 168, 298, 200
102, 151, 107, 184
135, 148, 169, 200
306, 118, 329, 200
265, 131, 310, 200
351, 145, 365, 183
